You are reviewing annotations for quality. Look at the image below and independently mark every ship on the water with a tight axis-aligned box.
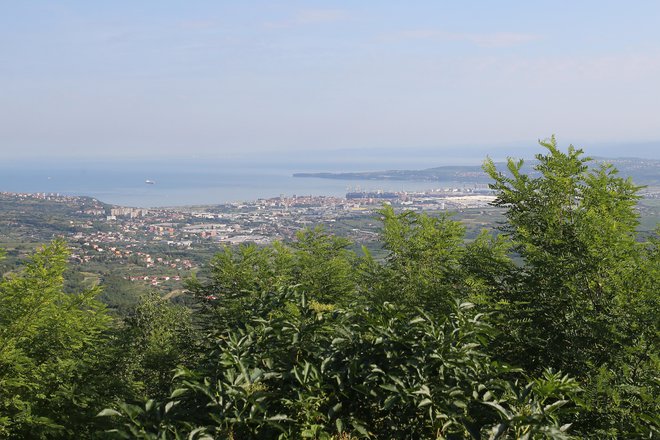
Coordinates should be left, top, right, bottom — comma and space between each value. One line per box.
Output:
145, 180, 155, 184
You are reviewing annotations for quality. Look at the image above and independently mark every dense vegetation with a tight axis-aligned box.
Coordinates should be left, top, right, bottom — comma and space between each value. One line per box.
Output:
0, 138, 658, 439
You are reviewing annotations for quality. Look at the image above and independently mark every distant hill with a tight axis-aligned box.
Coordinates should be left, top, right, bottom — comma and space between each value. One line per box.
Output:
294, 157, 660, 186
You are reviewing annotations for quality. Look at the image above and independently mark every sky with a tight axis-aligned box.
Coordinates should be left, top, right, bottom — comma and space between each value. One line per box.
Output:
1, 1, 660, 161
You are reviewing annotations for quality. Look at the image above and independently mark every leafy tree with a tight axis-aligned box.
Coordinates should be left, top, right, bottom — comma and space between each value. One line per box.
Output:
290, 227, 357, 304
0, 241, 112, 438
102, 289, 579, 439
360, 206, 466, 315
112, 292, 198, 402
362, 206, 514, 315
483, 136, 659, 437
459, 230, 515, 305
187, 227, 358, 330
97, 272, 151, 316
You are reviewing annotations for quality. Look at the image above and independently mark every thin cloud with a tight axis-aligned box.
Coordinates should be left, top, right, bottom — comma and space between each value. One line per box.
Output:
178, 20, 218, 31
511, 52, 660, 81
265, 9, 350, 29
295, 9, 349, 24
463, 32, 540, 47
390, 30, 541, 48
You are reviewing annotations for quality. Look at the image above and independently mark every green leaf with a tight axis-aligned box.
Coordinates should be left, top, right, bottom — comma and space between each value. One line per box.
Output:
96, 408, 122, 418
170, 388, 188, 398
267, 414, 291, 421
417, 398, 432, 408
336, 418, 344, 433
482, 401, 513, 419
328, 402, 342, 418
165, 400, 179, 414
352, 422, 370, 437
543, 399, 568, 413
379, 383, 398, 392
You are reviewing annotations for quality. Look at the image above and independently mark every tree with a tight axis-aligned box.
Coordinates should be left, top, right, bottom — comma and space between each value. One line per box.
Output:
187, 227, 358, 330
483, 136, 659, 437
364, 205, 466, 315
290, 227, 357, 305
102, 289, 580, 439
0, 241, 113, 438
112, 292, 197, 402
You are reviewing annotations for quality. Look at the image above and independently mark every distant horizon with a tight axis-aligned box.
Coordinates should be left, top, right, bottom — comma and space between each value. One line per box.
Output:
3, 138, 660, 166
1, 142, 658, 208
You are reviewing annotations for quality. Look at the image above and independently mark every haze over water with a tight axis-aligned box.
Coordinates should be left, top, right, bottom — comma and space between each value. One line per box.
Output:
0, 157, 470, 208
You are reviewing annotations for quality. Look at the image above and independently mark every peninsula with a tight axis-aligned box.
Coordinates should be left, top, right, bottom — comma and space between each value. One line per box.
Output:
293, 157, 660, 186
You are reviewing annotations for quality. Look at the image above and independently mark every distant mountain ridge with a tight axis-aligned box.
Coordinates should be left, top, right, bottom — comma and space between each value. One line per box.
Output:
293, 157, 660, 186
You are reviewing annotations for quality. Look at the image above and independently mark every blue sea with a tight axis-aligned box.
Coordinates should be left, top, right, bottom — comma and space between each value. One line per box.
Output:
0, 156, 469, 208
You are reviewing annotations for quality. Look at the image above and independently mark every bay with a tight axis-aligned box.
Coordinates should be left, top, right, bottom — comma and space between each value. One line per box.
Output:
0, 158, 467, 208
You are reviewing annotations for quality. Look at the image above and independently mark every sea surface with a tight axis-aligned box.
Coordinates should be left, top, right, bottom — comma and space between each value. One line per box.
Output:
0, 157, 468, 208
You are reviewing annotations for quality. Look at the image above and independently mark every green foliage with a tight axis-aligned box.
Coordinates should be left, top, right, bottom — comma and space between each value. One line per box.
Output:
362, 206, 466, 314
96, 272, 151, 316
483, 370, 579, 440
102, 289, 578, 439
362, 206, 515, 315
460, 231, 515, 305
0, 243, 200, 439
112, 292, 198, 402
0, 240, 112, 438
484, 136, 659, 437
186, 227, 358, 329
290, 228, 357, 304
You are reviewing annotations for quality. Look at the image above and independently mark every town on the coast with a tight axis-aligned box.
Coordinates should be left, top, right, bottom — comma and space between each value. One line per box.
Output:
0, 187, 498, 294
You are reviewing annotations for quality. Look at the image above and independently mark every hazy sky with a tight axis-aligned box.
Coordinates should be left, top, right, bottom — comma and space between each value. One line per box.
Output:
2, 1, 660, 159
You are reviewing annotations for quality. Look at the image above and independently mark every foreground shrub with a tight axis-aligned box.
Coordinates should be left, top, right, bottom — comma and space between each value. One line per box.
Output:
102, 288, 579, 439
